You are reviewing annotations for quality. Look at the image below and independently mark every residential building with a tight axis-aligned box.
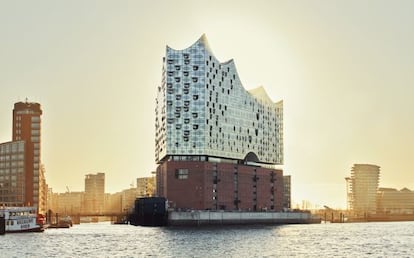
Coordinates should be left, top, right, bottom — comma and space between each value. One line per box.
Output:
155, 35, 285, 211
347, 164, 380, 215
54, 191, 83, 215
12, 101, 44, 212
121, 187, 138, 212
137, 176, 156, 198
104, 192, 122, 214
377, 187, 414, 214
84, 173, 105, 214
0, 141, 26, 207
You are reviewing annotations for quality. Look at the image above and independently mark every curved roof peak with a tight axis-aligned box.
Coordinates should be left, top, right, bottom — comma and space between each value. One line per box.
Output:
248, 86, 275, 104
167, 34, 236, 64
198, 33, 212, 53
166, 34, 212, 52
222, 58, 235, 65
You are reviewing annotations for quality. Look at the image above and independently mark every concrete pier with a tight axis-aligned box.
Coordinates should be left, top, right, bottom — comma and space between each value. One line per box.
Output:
168, 211, 321, 226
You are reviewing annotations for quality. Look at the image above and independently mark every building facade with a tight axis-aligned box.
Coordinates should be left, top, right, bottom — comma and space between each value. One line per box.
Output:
347, 164, 380, 215
0, 141, 26, 207
84, 173, 105, 214
155, 35, 283, 165
137, 176, 156, 198
155, 35, 285, 211
0, 100, 47, 213
377, 187, 414, 214
283, 175, 291, 210
104, 192, 122, 214
12, 101, 44, 211
49, 191, 84, 215
38, 164, 48, 214
157, 161, 283, 211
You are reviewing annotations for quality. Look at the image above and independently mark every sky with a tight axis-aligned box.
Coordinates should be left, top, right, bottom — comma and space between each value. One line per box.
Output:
1, 0, 413, 209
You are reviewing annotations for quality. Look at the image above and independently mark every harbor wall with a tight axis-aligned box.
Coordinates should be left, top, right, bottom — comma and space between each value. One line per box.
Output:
168, 211, 320, 226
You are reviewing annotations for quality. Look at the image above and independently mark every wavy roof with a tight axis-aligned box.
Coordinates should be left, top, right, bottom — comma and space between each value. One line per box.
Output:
167, 34, 280, 106
249, 86, 277, 105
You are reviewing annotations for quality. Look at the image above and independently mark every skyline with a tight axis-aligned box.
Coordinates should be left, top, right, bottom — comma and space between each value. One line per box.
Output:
1, 1, 413, 208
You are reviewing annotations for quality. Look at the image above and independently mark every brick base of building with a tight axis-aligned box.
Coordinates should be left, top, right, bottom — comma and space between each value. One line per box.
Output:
156, 160, 283, 211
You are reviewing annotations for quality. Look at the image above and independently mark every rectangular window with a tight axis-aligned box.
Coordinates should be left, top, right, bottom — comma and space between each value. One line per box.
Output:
175, 169, 189, 179
31, 116, 40, 122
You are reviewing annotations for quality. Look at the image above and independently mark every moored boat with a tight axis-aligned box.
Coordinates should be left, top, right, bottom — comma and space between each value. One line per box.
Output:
0, 206, 44, 233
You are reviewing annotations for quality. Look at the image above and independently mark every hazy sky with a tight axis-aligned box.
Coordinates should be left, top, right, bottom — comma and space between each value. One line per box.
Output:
1, 0, 413, 208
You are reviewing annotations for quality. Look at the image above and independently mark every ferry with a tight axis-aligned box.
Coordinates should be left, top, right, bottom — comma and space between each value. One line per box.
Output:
0, 206, 45, 233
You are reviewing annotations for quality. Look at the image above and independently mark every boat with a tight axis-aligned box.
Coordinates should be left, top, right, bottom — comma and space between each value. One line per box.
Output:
49, 216, 72, 228
0, 206, 45, 233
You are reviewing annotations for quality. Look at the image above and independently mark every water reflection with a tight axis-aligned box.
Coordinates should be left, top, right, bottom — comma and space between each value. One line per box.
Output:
1, 222, 413, 257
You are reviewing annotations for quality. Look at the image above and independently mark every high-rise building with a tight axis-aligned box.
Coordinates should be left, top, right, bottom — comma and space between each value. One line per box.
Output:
346, 164, 380, 215
12, 101, 44, 211
0, 100, 47, 213
84, 173, 105, 214
0, 140, 26, 206
155, 35, 285, 211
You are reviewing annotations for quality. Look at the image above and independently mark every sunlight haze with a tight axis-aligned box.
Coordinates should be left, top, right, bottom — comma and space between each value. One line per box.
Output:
1, 0, 413, 209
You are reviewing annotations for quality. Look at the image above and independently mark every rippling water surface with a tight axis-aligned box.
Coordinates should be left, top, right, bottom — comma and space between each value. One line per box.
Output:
1, 221, 413, 257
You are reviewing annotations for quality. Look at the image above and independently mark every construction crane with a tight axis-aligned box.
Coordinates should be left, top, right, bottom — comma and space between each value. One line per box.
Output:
66, 186, 70, 193
324, 205, 333, 210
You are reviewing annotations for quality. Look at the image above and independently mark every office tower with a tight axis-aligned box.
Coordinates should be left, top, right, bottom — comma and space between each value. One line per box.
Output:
0, 100, 47, 213
84, 173, 105, 213
155, 35, 284, 211
347, 164, 380, 215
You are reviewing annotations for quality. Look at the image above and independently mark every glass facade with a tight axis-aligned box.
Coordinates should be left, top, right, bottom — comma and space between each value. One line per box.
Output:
348, 164, 380, 214
155, 35, 283, 165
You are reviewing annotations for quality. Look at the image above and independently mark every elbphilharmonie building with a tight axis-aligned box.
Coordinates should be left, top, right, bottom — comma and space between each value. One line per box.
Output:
155, 35, 286, 211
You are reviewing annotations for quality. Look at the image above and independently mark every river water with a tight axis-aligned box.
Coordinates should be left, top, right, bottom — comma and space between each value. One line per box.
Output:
1, 221, 413, 257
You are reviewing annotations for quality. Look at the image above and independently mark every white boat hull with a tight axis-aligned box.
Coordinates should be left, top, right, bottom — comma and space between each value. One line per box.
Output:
0, 206, 44, 233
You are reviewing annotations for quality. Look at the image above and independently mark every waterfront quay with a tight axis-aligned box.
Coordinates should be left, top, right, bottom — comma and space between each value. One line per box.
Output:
168, 210, 320, 226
